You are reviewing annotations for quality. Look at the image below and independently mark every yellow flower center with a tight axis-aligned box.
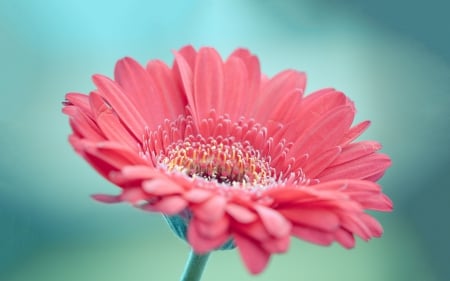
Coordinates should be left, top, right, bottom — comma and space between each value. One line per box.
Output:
160, 137, 274, 187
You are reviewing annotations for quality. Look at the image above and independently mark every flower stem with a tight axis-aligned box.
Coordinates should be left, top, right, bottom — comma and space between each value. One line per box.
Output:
180, 250, 210, 281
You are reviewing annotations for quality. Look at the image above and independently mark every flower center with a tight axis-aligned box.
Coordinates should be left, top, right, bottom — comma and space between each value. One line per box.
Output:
159, 136, 274, 187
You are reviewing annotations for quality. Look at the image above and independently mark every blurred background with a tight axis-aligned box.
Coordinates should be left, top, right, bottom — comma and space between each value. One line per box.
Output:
1, 0, 449, 280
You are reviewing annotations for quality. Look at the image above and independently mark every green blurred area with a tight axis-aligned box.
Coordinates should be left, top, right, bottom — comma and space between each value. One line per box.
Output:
1, 0, 449, 280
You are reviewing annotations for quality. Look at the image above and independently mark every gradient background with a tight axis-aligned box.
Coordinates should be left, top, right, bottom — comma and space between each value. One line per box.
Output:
1, 0, 449, 280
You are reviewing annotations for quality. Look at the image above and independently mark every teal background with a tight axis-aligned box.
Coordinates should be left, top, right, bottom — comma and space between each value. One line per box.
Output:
1, 0, 449, 280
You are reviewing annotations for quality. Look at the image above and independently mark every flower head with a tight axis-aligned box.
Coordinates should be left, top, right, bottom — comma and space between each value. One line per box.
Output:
63, 45, 392, 274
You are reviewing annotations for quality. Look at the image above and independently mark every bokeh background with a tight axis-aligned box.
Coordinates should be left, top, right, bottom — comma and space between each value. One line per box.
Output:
1, 0, 449, 280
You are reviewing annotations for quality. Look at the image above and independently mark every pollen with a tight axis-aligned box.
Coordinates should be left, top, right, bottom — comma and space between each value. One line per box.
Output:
159, 136, 274, 187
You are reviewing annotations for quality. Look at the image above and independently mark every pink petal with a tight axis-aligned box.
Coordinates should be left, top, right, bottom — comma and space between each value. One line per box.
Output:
278, 208, 340, 232
233, 233, 271, 275
172, 51, 195, 121
359, 213, 383, 237
226, 203, 258, 224
64, 106, 105, 141
265, 88, 303, 125
142, 195, 187, 215
143, 178, 184, 195
302, 146, 342, 178
91, 194, 122, 203
318, 153, 392, 181
109, 165, 161, 184
64, 92, 92, 116
71, 139, 117, 179
339, 213, 374, 240
312, 179, 381, 193
120, 188, 149, 204
84, 141, 146, 170
264, 186, 320, 205
234, 219, 271, 242
340, 120, 371, 145
291, 225, 334, 246
177, 45, 197, 69
331, 141, 382, 167
254, 70, 306, 124
194, 215, 229, 238
344, 191, 393, 211
334, 228, 355, 249
221, 57, 247, 120
284, 89, 345, 140
92, 74, 147, 139
187, 219, 229, 254
183, 188, 213, 203
254, 205, 291, 238
288, 106, 354, 163
114, 57, 155, 123
146, 60, 187, 122
89, 93, 138, 148
228, 49, 261, 116
194, 195, 227, 223
261, 236, 290, 254
193, 47, 224, 125
363, 170, 387, 182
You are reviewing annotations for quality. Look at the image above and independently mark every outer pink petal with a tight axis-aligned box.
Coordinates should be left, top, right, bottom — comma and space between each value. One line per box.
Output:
187, 219, 230, 254
193, 47, 224, 127
226, 203, 258, 224
114, 57, 156, 123
93, 187, 150, 205
254, 205, 291, 238
92, 74, 147, 139
108, 165, 162, 185
141, 195, 188, 215
228, 49, 261, 117
221, 56, 248, 121
317, 153, 391, 181
146, 60, 187, 122
359, 213, 383, 237
194, 215, 229, 239
331, 141, 382, 167
70, 138, 116, 180
234, 219, 271, 242
288, 106, 354, 163
233, 233, 271, 274
63, 106, 105, 141
89, 93, 138, 148
83, 141, 147, 169
64, 92, 93, 117
354, 193, 393, 211
253, 70, 306, 124
264, 187, 322, 204
340, 120, 371, 145
311, 180, 393, 211
278, 208, 340, 232
91, 194, 122, 203
142, 178, 184, 195
176, 45, 197, 70
334, 228, 355, 249
302, 146, 342, 178
120, 188, 151, 204
183, 188, 214, 203
194, 195, 227, 223
172, 51, 196, 121
339, 213, 379, 240
291, 226, 334, 246
283, 89, 345, 141
261, 236, 290, 254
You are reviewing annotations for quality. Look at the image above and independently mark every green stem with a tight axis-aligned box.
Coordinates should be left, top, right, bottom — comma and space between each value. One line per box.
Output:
179, 250, 210, 281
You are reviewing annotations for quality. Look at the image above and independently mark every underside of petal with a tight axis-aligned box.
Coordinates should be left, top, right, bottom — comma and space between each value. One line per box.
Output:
233, 233, 271, 274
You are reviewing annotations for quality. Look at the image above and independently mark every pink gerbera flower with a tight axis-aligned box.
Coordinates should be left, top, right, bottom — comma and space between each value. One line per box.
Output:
63, 45, 392, 274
